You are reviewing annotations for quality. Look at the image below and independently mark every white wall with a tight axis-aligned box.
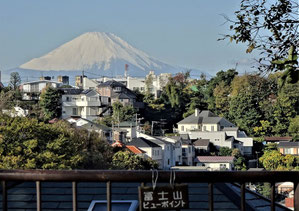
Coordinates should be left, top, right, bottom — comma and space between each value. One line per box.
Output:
196, 162, 233, 171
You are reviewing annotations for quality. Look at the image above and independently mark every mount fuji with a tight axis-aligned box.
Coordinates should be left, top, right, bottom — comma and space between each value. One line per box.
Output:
5, 32, 206, 83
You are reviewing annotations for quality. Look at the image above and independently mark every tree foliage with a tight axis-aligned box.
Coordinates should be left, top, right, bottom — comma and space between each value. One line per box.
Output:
112, 101, 136, 123
9, 72, 21, 90
112, 150, 158, 170
259, 149, 298, 170
223, 0, 299, 77
0, 115, 113, 169
39, 86, 62, 120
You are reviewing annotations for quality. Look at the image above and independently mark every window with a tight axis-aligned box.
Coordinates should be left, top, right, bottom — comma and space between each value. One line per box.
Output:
211, 126, 214, 131
284, 148, 292, 154
72, 108, 78, 115
168, 159, 170, 165
189, 147, 191, 153
203, 126, 206, 131
66, 96, 70, 101
181, 126, 184, 131
215, 139, 220, 142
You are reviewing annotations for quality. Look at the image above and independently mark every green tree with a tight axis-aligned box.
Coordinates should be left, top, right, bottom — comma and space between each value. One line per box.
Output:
112, 101, 136, 123
213, 81, 231, 118
112, 150, 158, 170
288, 116, 299, 140
219, 147, 232, 156
0, 115, 113, 169
39, 86, 62, 120
9, 72, 21, 90
206, 69, 237, 112
222, 0, 298, 77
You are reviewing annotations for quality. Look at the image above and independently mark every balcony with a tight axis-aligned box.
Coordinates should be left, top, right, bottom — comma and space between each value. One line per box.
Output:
0, 170, 298, 211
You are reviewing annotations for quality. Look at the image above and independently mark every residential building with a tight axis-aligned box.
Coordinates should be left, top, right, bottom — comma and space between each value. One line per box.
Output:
278, 141, 299, 155
97, 80, 137, 106
117, 121, 137, 141
19, 80, 62, 100
126, 137, 163, 168
177, 109, 253, 155
167, 135, 195, 166
61, 88, 102, 121
159, 136, 183, 166
57, 76, 69, 85
264, 136, 293, 144
136, 132, 174, 169
194, 156, 235, 171
193, 139, 210, 154
65, 116, 112, 142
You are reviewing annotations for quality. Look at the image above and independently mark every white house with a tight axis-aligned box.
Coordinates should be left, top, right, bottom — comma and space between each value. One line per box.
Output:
65, 116, 112, 142
20, 80, 62, 100
194, 156, 235, 171
136, 132, 174, 169
177, 109, 252, 155
160, 136, 183, 166
61, 88, 102, 121
166, 135, 195, 166
126, 137, 163, 169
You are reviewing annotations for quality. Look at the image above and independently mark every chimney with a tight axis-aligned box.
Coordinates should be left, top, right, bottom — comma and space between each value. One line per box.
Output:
195, 108, 200, 117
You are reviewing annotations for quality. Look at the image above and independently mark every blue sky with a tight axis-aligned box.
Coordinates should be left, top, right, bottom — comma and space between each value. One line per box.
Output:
0, 0, 258, 78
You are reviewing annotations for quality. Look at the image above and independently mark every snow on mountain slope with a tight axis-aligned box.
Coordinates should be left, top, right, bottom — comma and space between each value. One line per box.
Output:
19, 32, 181, 76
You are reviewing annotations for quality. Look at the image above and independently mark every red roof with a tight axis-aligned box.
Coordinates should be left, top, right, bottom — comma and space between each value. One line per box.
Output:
126, 145, 145, 154
111, 141, 124, 148
48, 118, 59, 124
264, 137, 292, 141
195, 156, 234, 163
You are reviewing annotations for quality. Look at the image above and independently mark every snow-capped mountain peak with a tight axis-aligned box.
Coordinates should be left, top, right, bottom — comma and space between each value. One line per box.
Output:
20, 32, 172, 75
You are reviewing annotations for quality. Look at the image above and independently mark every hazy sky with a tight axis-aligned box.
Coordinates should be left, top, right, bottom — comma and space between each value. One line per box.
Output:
0, 0, 258, 78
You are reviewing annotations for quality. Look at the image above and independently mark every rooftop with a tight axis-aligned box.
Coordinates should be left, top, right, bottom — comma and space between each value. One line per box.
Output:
127, 137, 161, 148
193, 139, 210, 147
195, 156, 235, 163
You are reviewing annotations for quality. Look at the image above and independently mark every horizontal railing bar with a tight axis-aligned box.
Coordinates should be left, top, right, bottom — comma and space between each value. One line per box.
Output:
0, 170, 298, 183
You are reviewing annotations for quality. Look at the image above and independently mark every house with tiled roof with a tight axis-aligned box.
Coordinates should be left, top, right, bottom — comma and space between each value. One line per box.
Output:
65, 116, 112, 142
194, 156, 235, 171
127, 137, 163, 168
126, 145, 146, 156
61, 88, 102, 121
137, 132, 175, 169
177, 109, 253, 155
278, 141, 299, 155
19, 80, 63, 100
193, 139, 210, 153
97, 80, 137, 107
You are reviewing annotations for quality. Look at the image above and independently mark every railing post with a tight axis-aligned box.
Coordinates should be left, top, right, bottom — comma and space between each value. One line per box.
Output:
294, 182, 298, 211
107, 181, 111, 211
36, 181, 41, 211
72, 181, 77, 211
241, 183, 245, 211
1, 181, 7, 211
271, 182, 275, 211
209, 183, 214, 211
139, 182, 145, 211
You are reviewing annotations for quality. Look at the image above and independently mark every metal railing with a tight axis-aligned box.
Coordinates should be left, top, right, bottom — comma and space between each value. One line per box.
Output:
0, 170, 298, 211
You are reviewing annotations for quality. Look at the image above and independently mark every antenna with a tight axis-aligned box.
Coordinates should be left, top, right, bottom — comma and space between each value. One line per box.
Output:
234, 62, 238, 71
125, 64, 129, 78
